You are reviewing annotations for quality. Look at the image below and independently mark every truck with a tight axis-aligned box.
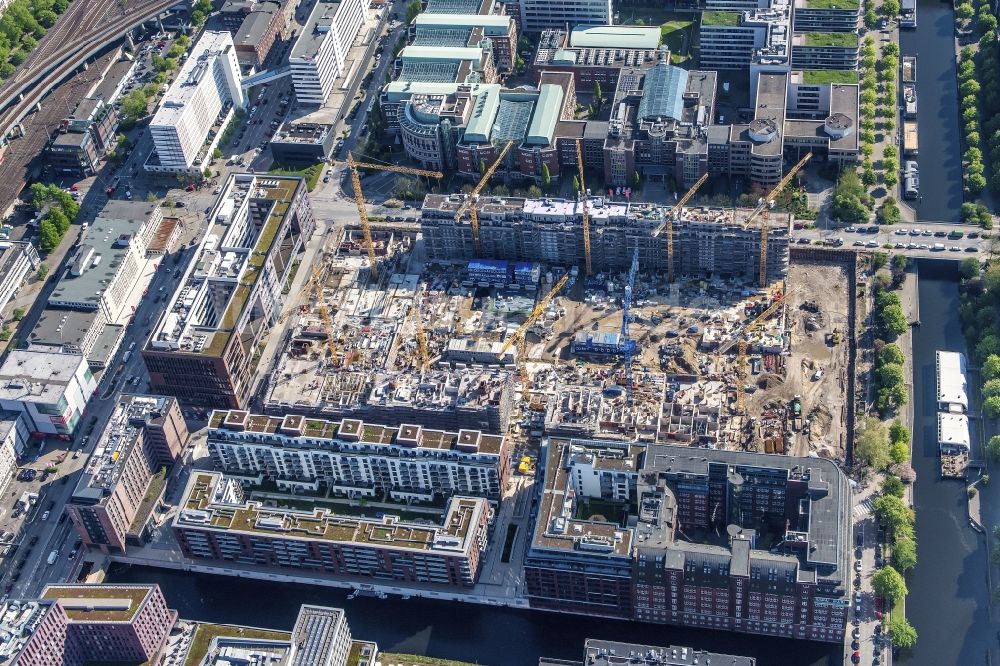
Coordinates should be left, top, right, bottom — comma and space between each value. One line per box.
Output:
46, 550, 58, 565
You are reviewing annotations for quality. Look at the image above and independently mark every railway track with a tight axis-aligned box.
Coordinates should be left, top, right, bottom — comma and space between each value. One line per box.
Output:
0, 0, 178, 135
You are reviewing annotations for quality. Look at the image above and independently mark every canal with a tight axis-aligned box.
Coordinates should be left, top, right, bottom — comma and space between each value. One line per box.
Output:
106, 563, 838, 665
901, 260, 997, 665
898, 0, 963, 222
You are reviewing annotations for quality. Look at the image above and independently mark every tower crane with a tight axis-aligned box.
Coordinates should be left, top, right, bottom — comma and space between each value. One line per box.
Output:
310, 265, 339, 366
716, 287, 797, 414
654, 173, 709, 283
496, 273, 568, 403
743, 152, 812, 288
453, 140, 515, 255
620, 248, 639, 402
340, 153, 443, 278
575, 139, 593, 276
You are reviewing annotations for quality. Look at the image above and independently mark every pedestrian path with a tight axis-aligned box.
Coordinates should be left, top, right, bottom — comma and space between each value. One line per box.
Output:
854, 497, 874, 519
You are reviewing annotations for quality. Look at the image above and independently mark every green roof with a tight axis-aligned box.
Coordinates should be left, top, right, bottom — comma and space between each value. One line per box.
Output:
803, 31, 859, 47
702, 11, 740, 26
804, 0, 860, 9
802, 69, 858, 84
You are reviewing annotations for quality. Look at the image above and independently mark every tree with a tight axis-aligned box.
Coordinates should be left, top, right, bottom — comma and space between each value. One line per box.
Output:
872, 252, 888, 270
572, 174, 580, 193
983, 354, 1000, 381
632, 171, 641, 190
984, 378, 1000, 398
988, 435, 1000, 463
527, 185, 542, 198
593, 81, 602, 103
957, 1, 974, 18
879, 344, 905, 367
120, 89, 148, 125
35, 264, 48, 281
890, 439, 909, 464
986, 396, 1000, 419
872, 494, 915, 540
405, 0, 421, 23
38, 218, 59, 252
977, 333, 1000, 360
878, 303, 909, 339
212, 147, 222, 160
11, 307, 24, 321
882, 475, 905, 498
856, 416, 891, 469
878, 362, 906, 388
889, 419, 910, 445
960, 257, 982, 281
887, 616, 918, 649
892, 538, 917, 572
877, 197, 900, 225
877, 383, 909, 413
873, 565, 908, 603
541, 163, 551, 187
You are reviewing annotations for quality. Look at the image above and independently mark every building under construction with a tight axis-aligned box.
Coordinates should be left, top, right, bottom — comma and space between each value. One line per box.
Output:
419, 195, 790, 282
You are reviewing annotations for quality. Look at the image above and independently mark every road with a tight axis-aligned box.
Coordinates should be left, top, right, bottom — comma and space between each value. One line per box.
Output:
791, 223, 990, 259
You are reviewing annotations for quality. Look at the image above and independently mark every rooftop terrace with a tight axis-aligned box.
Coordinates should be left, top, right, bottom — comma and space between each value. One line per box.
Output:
148, 174, 302, 358
178, 472, 487, 554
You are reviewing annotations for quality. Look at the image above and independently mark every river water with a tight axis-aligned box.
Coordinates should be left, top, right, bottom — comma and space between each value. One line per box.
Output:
898, 0, 963, 223
900, 261, 998, 665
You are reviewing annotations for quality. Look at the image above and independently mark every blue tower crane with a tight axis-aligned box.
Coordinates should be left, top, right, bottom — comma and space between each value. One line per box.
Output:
620, 248, 639, 401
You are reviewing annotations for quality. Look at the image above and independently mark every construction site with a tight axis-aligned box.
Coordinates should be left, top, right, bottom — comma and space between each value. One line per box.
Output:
257, 150, 856, 465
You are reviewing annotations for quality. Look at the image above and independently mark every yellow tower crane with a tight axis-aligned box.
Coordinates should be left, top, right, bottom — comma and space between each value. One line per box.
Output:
497, 274, 569, 400
717, 286, 797, 414
340, 153, 443, 278
453, 140, 515, 255
743, 152, 812, 288
654, 173, 709, 283
310, 265, 339, 366
574, 139, 593, 276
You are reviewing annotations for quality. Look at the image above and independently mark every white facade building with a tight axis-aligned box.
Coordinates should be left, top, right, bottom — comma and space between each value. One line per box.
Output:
935, 350, 969, 413
0, 242, 39, 319
148, 31, 243, 173
0, 349, 97, 437
0, 414, 27, 495
519, 0, 612, 33
206, 411, 510, 500
290, 0, 369, 105
937, 412, 970, 454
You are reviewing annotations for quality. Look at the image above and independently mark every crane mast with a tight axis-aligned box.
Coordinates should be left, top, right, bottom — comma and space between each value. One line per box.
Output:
655, 173, 708, 283
342, 152, 443, 278
575, 139, 593, 276
454, 140, 515, 255
621, 248, 639, 401
743, 153, 812, 287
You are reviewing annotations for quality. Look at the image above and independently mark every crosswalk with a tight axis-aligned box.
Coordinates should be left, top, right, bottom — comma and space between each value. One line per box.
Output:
853, 498, 874, 518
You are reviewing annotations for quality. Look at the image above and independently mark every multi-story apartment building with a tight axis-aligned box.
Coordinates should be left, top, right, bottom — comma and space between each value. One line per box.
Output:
790, 32, 860, 69
539, 639, 756, 666
206, 410, 511, 500
290, 0, 369, 105
143, 174, 315, 408
517, 0, 611, 33
148, 31, 243, 173
0, 348, 97, 437
30, 201, 162, 368
524, 438, 852, 643
411, 13, 517, 73
1, 585, 177, 666
0, 412, 26, 495
234, 2, 285, 69
173, 471, 493, 587
45, 97, 120, 176
0, 241, 39, 317
698, 4, 791, 71
420, 194, 791, 281
66, 394, 188, 553
792, 0, 861, 31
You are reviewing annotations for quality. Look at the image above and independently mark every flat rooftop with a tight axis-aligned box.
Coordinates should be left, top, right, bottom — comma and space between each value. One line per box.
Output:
41, 585, 154, 623
177, 472, 487, 554
271, 120, 333, 145
291, 0, 346, 60
152, 31, 236, 127
49, 200, 156, 308
580, 639, 755, 666
936, 350, 969, 410
0, 600, 47, 662
0, 348, 85, 404
148, 174, 302, 358
73, 395, 174, 503
208, 410, 507, 455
